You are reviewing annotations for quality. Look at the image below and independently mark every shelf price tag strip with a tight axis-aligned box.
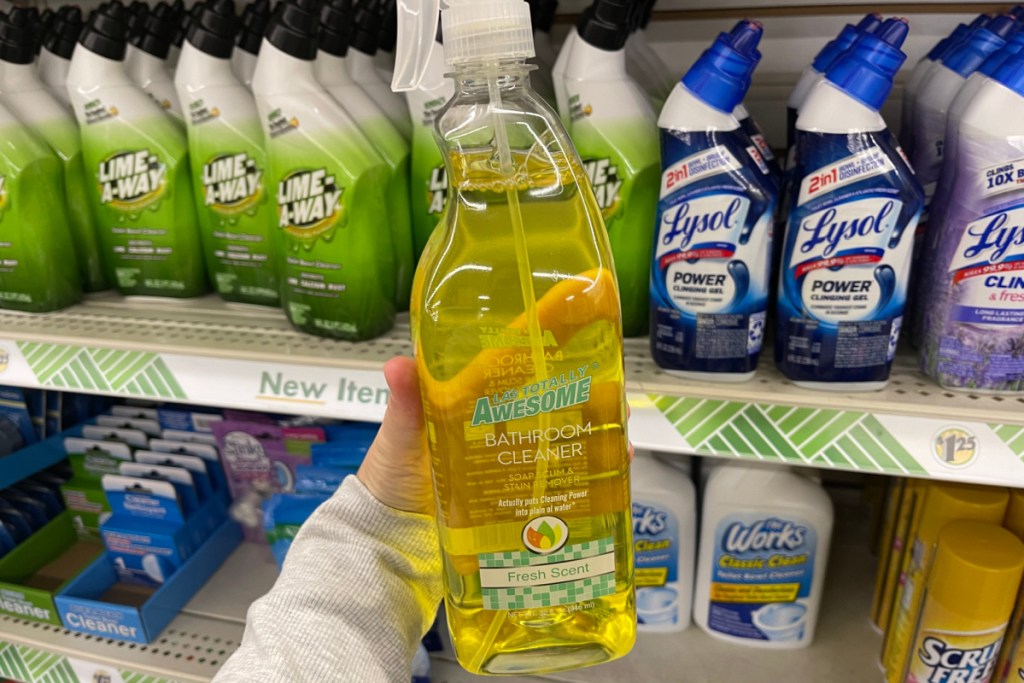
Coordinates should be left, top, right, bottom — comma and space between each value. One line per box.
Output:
0, 641, 176, 683
0, 339, 390, 422
627, 395, 1024, 485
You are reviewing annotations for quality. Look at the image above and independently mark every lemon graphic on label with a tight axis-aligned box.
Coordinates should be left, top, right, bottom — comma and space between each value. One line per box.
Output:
523, 516, 568, 555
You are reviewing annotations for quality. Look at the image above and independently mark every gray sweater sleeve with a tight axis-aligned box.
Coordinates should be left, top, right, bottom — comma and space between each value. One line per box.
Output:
214, 476, 444, 683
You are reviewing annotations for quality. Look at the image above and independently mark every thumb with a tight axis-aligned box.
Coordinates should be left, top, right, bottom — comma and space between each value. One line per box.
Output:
357, 357, 434, 515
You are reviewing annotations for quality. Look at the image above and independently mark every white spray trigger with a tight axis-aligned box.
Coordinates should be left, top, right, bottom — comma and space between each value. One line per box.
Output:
391, 0, 441, 92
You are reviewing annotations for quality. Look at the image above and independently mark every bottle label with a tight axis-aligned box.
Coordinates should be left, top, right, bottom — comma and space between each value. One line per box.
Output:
98, 149, 166, 208
479, 533, 617, 610
908, 625, 1004, 683
202, 153, 263, 214
707, 513, 817, 642
778, 131, 922, 384
921, 137, 1024, 389
633, 498, 682, 631
651, 131, 776, 375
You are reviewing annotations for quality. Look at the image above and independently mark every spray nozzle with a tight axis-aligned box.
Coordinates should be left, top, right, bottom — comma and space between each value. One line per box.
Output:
319, 0, 353, 57
992, 49, 1024, 97
528, 0, 557, 34
980, 29, 1024, 77
824, 17, 908, 111
681, 19, 763, 113
237, 0, 272, 56
351, 0, 381, 55
0, 11, 36, 64
188, 0, 239, 58
392, 0, 533, 91
577, 0, 632, 51
81, 3, 131, 60
128, 1, 149, 32
378, 0, 397, 53
44, 10, 83, 59
265, 0, 320, 60
131, 2, 178, 59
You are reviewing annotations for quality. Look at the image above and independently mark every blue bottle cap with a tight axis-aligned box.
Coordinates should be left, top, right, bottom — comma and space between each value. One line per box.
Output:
1012, 4, 1024, 20
927, 23, 969, 61
825, 17, 908, 111
681, 19, 763, 113
991, 50, 1024, 97
979, 30, 1024, 77
811, 13, 881, 73
942, 15, 1014, 78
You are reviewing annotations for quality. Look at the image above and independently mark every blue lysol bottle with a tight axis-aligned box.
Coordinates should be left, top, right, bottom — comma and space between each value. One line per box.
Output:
776, 19, 924, 391
650, 21, 777, 382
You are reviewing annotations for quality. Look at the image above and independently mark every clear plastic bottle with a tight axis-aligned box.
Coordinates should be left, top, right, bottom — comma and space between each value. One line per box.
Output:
394, 0, 635, 674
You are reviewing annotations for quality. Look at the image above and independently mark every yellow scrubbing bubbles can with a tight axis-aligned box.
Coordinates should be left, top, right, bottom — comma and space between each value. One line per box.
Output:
905, 520, 1024, 683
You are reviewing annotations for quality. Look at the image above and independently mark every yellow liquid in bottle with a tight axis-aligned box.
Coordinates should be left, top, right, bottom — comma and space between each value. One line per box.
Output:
412, 146, 636, 675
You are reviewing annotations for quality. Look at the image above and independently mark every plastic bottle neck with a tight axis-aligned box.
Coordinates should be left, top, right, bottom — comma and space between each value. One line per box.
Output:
0, 60, 46, 90
315, 51, 356, 87
251, 38, 318, 96
177, 41, 237, 86
451, 60, 533, 97
69, 43, 135, 88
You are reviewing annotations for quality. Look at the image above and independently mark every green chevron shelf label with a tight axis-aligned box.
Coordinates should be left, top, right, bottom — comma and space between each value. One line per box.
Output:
17, 342, 186, 399
623, 394, 1024, 483
0, 641, 178, 683
0, 338, 390, 422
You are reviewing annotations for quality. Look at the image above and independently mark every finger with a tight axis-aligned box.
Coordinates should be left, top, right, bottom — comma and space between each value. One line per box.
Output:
381, 356, 424, 439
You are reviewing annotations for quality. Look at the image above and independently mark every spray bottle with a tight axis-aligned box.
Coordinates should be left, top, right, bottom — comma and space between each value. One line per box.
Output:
317, 0, 413, 310
67, 3, 206, 298
401, 19, 452, 259
561, 0, 659, 337
347, 0, 412, 140
0, 99, 80, 312
126, 2, 184, 121
252, 0, 395, 339
0, 11, 106, 293
918, 51, 1024, 391
777, 19, 923, 390
233, 0, 270, 88
38, 7, 82, 109
393, 0, 635, 673
174, 0, 279, 306
651, 21, 776, 380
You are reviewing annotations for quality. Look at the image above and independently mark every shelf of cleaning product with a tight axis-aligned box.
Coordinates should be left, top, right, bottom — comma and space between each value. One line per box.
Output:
1, 292, 1023, 484
0, 501, 881, 683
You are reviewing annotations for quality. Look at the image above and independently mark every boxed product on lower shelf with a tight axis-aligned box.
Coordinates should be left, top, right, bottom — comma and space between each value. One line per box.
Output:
55, 518, 242, 644
0, 511, 104, 625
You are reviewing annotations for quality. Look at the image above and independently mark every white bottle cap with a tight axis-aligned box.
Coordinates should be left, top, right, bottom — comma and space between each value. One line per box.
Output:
442, 0, 535, 65
392, 0, 534, 91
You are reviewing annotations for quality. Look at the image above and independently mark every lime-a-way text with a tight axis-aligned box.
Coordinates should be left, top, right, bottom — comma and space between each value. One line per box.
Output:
471, 363, 597, 427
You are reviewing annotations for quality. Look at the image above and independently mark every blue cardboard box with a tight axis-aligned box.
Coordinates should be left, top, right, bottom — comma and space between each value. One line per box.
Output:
55, 519, 242, 643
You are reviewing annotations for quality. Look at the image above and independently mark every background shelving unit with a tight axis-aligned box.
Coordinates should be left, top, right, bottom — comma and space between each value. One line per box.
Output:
1, 294, 1021, 486
0, 1, 1016, 682
0, 491, 877, 683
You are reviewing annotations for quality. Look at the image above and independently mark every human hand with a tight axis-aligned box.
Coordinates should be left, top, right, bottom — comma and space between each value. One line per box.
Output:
357, 356, 435, 516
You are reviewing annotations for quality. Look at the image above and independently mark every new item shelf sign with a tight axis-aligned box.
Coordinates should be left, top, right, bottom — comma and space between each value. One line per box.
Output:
0, 340, 390, 421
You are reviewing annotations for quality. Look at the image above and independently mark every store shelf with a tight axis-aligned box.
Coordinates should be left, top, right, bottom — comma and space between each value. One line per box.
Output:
1, 293, 1023, 485
0, 494, 881, 683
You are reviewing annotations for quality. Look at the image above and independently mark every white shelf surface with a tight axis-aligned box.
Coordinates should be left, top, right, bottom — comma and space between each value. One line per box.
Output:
1, 294, 1023, 484
0, 497, 880, 683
